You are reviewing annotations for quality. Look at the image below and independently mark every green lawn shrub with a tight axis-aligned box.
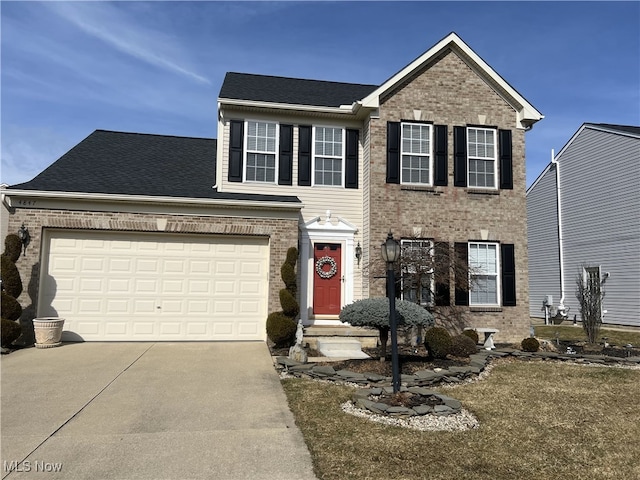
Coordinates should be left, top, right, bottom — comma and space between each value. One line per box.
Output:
424, 326, 452, 359
461, 328, 479, 344
521, 337, 541, 352
449, 334, 478, 357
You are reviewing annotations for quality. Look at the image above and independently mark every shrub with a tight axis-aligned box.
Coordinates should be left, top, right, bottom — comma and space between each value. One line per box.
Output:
461, 329, 479, 344
449, 334, 478, 357
281, 263, 297, 292
521, 337, 540, 352
424, 327, 452, 359
1, 234, 24, 347
1, 318, 22, 347
266, 312, 297, 348
279, 288, 300, 318
339, 297, 434, 359
266, 246, 299, 348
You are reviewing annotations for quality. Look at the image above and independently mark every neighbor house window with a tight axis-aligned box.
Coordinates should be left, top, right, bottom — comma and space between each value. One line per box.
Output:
314, 126, 343, 186
401, 123, 432, 185
401, 239, 434, 306
469, 242, 499, 305
245, 120, 277, 182
467, 127, 497, 189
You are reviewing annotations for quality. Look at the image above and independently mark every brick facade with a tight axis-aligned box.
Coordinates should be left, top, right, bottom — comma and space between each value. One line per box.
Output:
5, 206, 299, 333
366, 50, 530, 342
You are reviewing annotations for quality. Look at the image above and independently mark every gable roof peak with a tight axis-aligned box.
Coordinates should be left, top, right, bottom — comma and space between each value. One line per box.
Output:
360, 31, 543, 129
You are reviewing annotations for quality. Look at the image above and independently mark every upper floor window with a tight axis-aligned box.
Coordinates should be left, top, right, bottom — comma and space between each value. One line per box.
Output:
314, 126, 343, 187
401, 239, 434, 306
245, 120, 277, 183
468, 242, 499, 305
401, 123, 432, 185
467, 127, 497, 189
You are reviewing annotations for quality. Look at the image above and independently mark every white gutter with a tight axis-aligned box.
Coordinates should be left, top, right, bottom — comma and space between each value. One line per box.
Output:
2, 188, 303, 211
218, 98, 355, 115
551, 149, 567, 314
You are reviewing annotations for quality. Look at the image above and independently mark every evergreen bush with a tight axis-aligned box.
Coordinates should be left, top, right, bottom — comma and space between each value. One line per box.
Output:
266, 312, 297, 348
521, 337, 540, 352
266, 247, 299, 348
1, 234, 24, 347
424, 327, 452, 359
449, 334, 478, 357
339, 297, 434, 359
461, 328, 479, 344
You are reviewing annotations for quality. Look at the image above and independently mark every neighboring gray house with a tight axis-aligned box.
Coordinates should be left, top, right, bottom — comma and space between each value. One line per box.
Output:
527, 123, 640, 327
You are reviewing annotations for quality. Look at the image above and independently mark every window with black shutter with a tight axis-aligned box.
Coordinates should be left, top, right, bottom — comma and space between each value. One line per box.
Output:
298, 125, 312, 186
278, 124, 293, 185
228, 120, 244, 182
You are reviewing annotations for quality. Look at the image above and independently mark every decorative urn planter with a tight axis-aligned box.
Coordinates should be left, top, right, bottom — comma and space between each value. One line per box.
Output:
33, 318, 65, 348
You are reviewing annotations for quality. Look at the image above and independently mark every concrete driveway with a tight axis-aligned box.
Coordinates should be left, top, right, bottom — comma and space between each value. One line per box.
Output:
1, 342, 317, 479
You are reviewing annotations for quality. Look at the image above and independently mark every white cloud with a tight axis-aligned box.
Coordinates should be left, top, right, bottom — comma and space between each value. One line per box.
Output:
45, 2, 211, 85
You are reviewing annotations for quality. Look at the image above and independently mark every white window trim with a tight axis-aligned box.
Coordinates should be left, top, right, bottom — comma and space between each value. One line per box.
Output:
468, 241, 501, 306
401, 239, 434, 307
243, 119, 279, 184
467, 127, 498, 190
401, 122, 433, 186
311, 125, 345, 188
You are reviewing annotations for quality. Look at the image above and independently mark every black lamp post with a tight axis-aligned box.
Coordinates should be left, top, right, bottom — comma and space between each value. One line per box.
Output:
381, 231, 401, 393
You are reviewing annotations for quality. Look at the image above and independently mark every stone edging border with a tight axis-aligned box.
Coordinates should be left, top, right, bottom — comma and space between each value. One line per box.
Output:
275, 348, 640, 390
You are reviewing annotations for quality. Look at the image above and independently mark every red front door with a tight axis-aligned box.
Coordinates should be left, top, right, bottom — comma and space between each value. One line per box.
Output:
313, 243, 341, 315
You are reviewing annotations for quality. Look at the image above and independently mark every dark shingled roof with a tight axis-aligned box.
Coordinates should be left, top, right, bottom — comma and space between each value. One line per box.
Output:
219, 72, 378, 107
9, 130, 300, 203
586, 123, 640, 136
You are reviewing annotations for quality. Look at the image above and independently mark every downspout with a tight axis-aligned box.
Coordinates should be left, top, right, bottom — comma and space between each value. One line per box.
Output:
551, 149, 567, 316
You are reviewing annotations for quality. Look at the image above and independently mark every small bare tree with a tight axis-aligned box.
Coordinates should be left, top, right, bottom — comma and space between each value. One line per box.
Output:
575, 266, 604, 344
365, 238, 477, 335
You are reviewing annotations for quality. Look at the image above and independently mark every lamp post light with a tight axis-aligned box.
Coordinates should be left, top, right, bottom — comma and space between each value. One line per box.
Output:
381, 231, 401, 393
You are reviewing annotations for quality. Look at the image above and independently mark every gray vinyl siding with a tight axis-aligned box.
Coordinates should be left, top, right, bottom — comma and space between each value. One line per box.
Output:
527, 166, 561, 318
558, 128, 640, 327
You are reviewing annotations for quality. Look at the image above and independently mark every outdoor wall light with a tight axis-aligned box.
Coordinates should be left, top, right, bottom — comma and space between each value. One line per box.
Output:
355, 242, 362, 266
381, 231, 401, 393
18, 224, 30, 257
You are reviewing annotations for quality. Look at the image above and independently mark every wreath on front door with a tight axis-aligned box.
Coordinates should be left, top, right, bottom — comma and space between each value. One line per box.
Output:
315, 256, 338, 279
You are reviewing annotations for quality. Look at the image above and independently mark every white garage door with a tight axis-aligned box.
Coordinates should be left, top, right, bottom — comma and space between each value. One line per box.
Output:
39, 230, 269, 341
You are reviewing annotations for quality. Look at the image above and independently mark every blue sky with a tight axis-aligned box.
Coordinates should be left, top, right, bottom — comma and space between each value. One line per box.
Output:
1, 1, 638, 187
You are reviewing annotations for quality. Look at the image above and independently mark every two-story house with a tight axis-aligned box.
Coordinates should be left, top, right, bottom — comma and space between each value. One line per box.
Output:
2, 33, 542, 346
527, 123, 640, 327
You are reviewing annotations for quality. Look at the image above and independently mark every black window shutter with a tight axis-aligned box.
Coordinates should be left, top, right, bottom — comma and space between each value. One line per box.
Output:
453, 126, 467, 187
499, 129, 513, 190
386, 122, 400, 184
434, 241, 451, 306
228, 120, 244, 182
501, 243, 517, 306
298, 125, 312, 186
278, 124, 293, 185
454, 242, 469, 306
345, 129, 359, 189
434, 125, 448, 186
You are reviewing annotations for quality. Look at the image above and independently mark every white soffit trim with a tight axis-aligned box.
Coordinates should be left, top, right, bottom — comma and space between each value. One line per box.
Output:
358, 32, 544, 128
2, 189, 303, 212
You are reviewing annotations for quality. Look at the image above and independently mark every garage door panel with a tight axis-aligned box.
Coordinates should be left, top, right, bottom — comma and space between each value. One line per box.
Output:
136, 258, 160, 273
42, 230, 269, 341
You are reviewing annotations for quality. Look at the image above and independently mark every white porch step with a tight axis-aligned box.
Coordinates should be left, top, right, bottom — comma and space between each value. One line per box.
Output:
316, 338, 370, 359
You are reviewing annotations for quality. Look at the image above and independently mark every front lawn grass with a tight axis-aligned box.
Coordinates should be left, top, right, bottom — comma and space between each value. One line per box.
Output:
534, 325, 640, 347
283, 359, 640, 480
